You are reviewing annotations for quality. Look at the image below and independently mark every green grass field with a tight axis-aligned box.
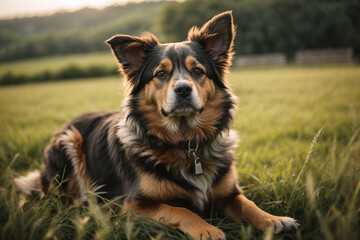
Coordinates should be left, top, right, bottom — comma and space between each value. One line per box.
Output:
0, 65, 359, 240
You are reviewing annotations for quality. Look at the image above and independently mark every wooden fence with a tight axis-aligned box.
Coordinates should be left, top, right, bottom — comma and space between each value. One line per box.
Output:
295, 48, 353, 65
233, 48, 354, 67
234, 53, 286, 67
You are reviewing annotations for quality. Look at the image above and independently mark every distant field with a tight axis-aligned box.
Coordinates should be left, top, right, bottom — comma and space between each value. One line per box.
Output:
0, 66, 359, 240
0, 52, 116, 76
0, 52, 118, 85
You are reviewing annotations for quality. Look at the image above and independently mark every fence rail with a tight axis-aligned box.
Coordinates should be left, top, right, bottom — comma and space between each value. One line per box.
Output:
234, 53, 286, 67
233, 48, 353, 67
295, 48, 353, 65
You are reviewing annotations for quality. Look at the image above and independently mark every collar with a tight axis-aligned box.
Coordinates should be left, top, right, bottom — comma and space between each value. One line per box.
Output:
145, 135, 209, 151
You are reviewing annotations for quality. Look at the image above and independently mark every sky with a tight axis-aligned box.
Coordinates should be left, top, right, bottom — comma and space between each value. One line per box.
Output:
0, 0, 146, 19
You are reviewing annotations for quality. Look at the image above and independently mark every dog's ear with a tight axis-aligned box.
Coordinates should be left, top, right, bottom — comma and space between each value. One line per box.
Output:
106, 33, 159, 76
188, 11, 235, 70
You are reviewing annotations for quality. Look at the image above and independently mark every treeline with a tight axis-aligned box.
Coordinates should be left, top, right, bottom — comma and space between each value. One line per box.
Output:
159, 0, 360, 60
0, 65, 117, 85
0, 0, 359, 63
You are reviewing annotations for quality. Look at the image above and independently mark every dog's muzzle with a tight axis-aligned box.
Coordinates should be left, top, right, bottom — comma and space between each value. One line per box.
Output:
161, 81, 203, 117
174, 82, 193, 98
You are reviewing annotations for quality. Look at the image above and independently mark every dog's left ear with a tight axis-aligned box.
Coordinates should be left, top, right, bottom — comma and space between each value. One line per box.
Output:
188, 11, 235, 69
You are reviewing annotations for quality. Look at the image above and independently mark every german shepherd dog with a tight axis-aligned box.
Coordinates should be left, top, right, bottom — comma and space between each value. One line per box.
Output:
15, 12, 299, 239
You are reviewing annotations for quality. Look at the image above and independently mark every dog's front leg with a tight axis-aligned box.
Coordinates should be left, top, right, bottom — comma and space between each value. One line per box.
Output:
223, 194, 299, 234
123, 200, 225, 240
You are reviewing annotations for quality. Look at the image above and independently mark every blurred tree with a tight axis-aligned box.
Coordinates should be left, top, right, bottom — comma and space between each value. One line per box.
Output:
0, 0, 359, 61
159, 0, 360, 60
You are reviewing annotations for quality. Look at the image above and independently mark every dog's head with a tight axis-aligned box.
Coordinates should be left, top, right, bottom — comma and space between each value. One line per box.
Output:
107, 11, 236, 144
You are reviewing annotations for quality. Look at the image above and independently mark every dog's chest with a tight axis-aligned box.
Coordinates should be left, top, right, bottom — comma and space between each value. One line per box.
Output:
178, 166, 215, 210
117, 119, 238, 210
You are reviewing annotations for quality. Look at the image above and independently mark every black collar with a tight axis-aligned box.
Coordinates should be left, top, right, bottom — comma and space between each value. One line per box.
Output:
145, 135, 209, 151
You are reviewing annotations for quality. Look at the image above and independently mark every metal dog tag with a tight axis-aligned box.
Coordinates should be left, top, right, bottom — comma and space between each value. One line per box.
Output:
194, 160, 203, 175
188, 141, 203, 175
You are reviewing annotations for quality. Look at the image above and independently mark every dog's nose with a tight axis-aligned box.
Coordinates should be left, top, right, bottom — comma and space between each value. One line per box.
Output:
174, 82, 192, 98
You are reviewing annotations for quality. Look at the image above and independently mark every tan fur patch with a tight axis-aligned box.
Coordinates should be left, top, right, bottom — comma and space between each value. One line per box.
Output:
185, 56, 206, 74
148, 148, 189, 167
139, 172, 193, 200
185, 55, 196, 69
55, 126, 91, 201
154, 58, 172, 74
194, 89, 227, 139
123, 200, 226, 239
212, 162, 238, 199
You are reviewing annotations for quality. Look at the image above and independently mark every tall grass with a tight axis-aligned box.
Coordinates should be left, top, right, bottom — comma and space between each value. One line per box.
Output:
1, 65, 359, 239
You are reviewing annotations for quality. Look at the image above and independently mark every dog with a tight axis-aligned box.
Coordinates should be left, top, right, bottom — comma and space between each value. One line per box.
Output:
14, 11, 299, 240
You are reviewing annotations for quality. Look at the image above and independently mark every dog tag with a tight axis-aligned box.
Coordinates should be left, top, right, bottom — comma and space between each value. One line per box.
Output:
195, 160, 203, 175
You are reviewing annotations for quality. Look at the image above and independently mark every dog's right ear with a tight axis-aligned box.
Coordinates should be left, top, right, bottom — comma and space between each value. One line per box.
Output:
106, 33, 159, 76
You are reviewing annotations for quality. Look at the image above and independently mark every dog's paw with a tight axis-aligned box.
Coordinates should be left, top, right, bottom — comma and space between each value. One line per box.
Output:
188, 224, 226, 240
268, 216, 300, 234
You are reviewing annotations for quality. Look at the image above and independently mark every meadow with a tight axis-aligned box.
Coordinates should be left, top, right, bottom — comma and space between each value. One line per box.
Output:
0, 65, 359, 240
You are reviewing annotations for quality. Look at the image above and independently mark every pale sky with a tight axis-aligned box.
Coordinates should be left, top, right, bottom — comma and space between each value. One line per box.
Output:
0, 0, 146, 19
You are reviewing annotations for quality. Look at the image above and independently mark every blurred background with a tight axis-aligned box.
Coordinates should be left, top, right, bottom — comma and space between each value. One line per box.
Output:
0, 0, 359, 84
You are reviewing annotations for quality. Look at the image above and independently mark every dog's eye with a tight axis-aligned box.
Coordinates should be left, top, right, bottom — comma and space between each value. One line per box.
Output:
193, 68, 204, 77
156, 70, 168, 79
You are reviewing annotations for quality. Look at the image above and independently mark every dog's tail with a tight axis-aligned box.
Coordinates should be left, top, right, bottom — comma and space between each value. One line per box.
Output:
14, 169, 45, 197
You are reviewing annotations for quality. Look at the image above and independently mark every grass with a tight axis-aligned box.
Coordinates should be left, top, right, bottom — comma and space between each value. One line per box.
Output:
0, 65, 359, 239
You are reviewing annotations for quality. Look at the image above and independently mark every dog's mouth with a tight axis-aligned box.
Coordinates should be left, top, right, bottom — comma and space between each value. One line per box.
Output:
161, 101, 204, 117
